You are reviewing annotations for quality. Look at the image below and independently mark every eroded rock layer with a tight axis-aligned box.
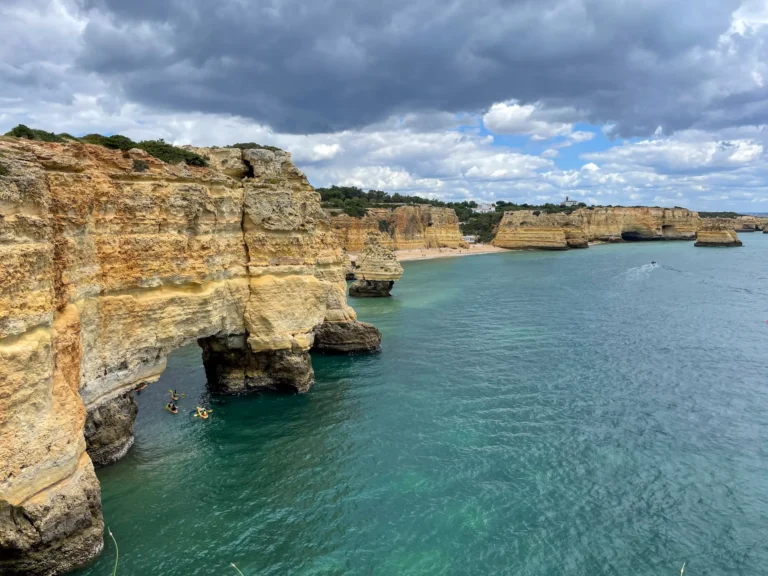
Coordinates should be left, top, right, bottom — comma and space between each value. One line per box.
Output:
330, 205, 466, 251
493, 207, 702, 250
0, 138, 374, 575
695, 221, 744, 247
349, 232, 404, 297
312, 320, 382, 353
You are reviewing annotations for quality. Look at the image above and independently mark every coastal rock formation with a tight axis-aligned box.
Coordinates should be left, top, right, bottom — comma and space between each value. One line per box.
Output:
349, 232, 404, 297
573, 207, 700, 242
330, 205, 466, 252
0, 137, 377, 575
695, 221, 743, 247
493, 207, 702, 250
491, 212, 571, 250
312, 320, 382, 353
83, 392, 138, 467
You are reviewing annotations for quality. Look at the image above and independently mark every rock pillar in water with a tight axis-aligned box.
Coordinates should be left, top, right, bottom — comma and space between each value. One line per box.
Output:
84, 392, 139, 467
312, 321, 382, 353
200, 335, 314, 394
349, 232, 403, 298
694, 223, 743, 247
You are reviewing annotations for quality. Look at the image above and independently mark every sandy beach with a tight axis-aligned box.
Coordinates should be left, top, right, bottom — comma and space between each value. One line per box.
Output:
349, 244, 508, 263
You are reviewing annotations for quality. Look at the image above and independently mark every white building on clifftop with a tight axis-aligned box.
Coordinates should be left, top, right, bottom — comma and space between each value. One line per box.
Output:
474, 203, 496, 213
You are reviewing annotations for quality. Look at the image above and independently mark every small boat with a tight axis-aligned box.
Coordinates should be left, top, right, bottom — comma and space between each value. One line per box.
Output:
136, 383, 148, 393
165, 405, 178, 414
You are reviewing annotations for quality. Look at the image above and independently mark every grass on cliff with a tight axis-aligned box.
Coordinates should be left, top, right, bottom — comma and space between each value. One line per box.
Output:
225, 142, 283, 152
4, 124, 209, 167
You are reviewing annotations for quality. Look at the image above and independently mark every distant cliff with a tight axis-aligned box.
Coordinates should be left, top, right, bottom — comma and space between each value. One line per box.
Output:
329, 205, 466, 251
493, 207, 701, 250
0, 138, 378, 575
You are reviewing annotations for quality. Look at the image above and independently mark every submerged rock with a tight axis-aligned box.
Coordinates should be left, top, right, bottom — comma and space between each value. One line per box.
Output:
312, 320, 382, 354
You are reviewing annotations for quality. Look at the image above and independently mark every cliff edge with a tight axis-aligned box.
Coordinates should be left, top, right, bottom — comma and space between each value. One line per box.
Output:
0, 138, 378, 575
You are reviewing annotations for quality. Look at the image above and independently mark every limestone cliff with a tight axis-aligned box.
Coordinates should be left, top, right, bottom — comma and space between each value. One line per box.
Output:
695, 220, 743, 247
330, 205, 466, 251
0, 138, 377, 575
493, 207, 701, 250
704, 215, 764, 232
349, 232, 404, 297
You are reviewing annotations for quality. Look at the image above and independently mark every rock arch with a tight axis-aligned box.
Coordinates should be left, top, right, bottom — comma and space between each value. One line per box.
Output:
0, 141, 378, 575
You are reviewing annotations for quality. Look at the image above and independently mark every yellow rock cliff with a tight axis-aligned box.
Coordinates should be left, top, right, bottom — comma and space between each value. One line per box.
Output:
493, 207, 701, 250
330, 205, 466, 251
0, 139, 376, 575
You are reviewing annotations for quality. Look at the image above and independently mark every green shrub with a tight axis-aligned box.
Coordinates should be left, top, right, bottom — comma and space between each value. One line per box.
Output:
137, 139, 208, 166
0, 162, 8, 176
226, 142, 283, 152
81, 134, 135, 151
4, 125, 208, 167
5, 124, 66, 142
133, 159, 149, 172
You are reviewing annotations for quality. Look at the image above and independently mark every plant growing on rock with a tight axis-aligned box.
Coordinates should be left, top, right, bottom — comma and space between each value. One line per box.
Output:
5, 124, 66, 142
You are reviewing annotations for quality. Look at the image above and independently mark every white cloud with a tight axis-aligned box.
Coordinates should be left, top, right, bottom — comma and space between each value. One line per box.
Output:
483, 101, 575, 140
583, 137, 764, 173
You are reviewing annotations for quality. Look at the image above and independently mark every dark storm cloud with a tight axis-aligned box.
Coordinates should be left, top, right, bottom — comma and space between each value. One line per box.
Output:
69, 0, 762, 134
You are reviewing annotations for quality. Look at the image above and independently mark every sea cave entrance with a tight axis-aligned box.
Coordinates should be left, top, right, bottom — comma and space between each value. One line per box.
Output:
620, 229, 659, 241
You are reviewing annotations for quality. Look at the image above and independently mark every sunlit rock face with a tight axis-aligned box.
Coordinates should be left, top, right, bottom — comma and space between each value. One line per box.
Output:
349, 232, 404, 297
0, 138, 373, 575
493, 207, 702, 250
330, 205, 466, 252
695, 220, 743, 247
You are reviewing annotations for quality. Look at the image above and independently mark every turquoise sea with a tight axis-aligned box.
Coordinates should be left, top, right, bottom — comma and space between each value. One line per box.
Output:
76, 236, 768, 576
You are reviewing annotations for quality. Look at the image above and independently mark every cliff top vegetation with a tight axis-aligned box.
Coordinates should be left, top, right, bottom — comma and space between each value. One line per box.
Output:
4, 124, 209, 167
698, 211, 743, 218
224, 142, 283, 152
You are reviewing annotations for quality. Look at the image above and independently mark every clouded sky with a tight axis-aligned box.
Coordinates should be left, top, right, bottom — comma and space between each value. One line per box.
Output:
3, 0, 768, 210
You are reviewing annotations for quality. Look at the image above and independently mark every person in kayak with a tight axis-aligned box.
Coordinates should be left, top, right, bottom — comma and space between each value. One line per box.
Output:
165, 402, 178, 414
170, 389, 180, 401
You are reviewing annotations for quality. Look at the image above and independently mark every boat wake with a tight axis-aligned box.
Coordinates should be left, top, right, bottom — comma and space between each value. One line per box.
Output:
615, 262, 659, 281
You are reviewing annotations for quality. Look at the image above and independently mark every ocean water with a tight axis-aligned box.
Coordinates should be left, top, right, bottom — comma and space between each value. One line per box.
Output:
75, 236, 768, 576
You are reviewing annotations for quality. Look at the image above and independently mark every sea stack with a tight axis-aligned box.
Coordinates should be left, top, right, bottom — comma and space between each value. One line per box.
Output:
694, 222, 743, 247
349, 232, 404, 297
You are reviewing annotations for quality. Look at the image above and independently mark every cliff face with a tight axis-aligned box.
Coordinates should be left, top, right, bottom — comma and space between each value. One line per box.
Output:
0, 139, 374, 575
330, 205, 465, 251
493, 207, 701, 249
705, 215, 764, 232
